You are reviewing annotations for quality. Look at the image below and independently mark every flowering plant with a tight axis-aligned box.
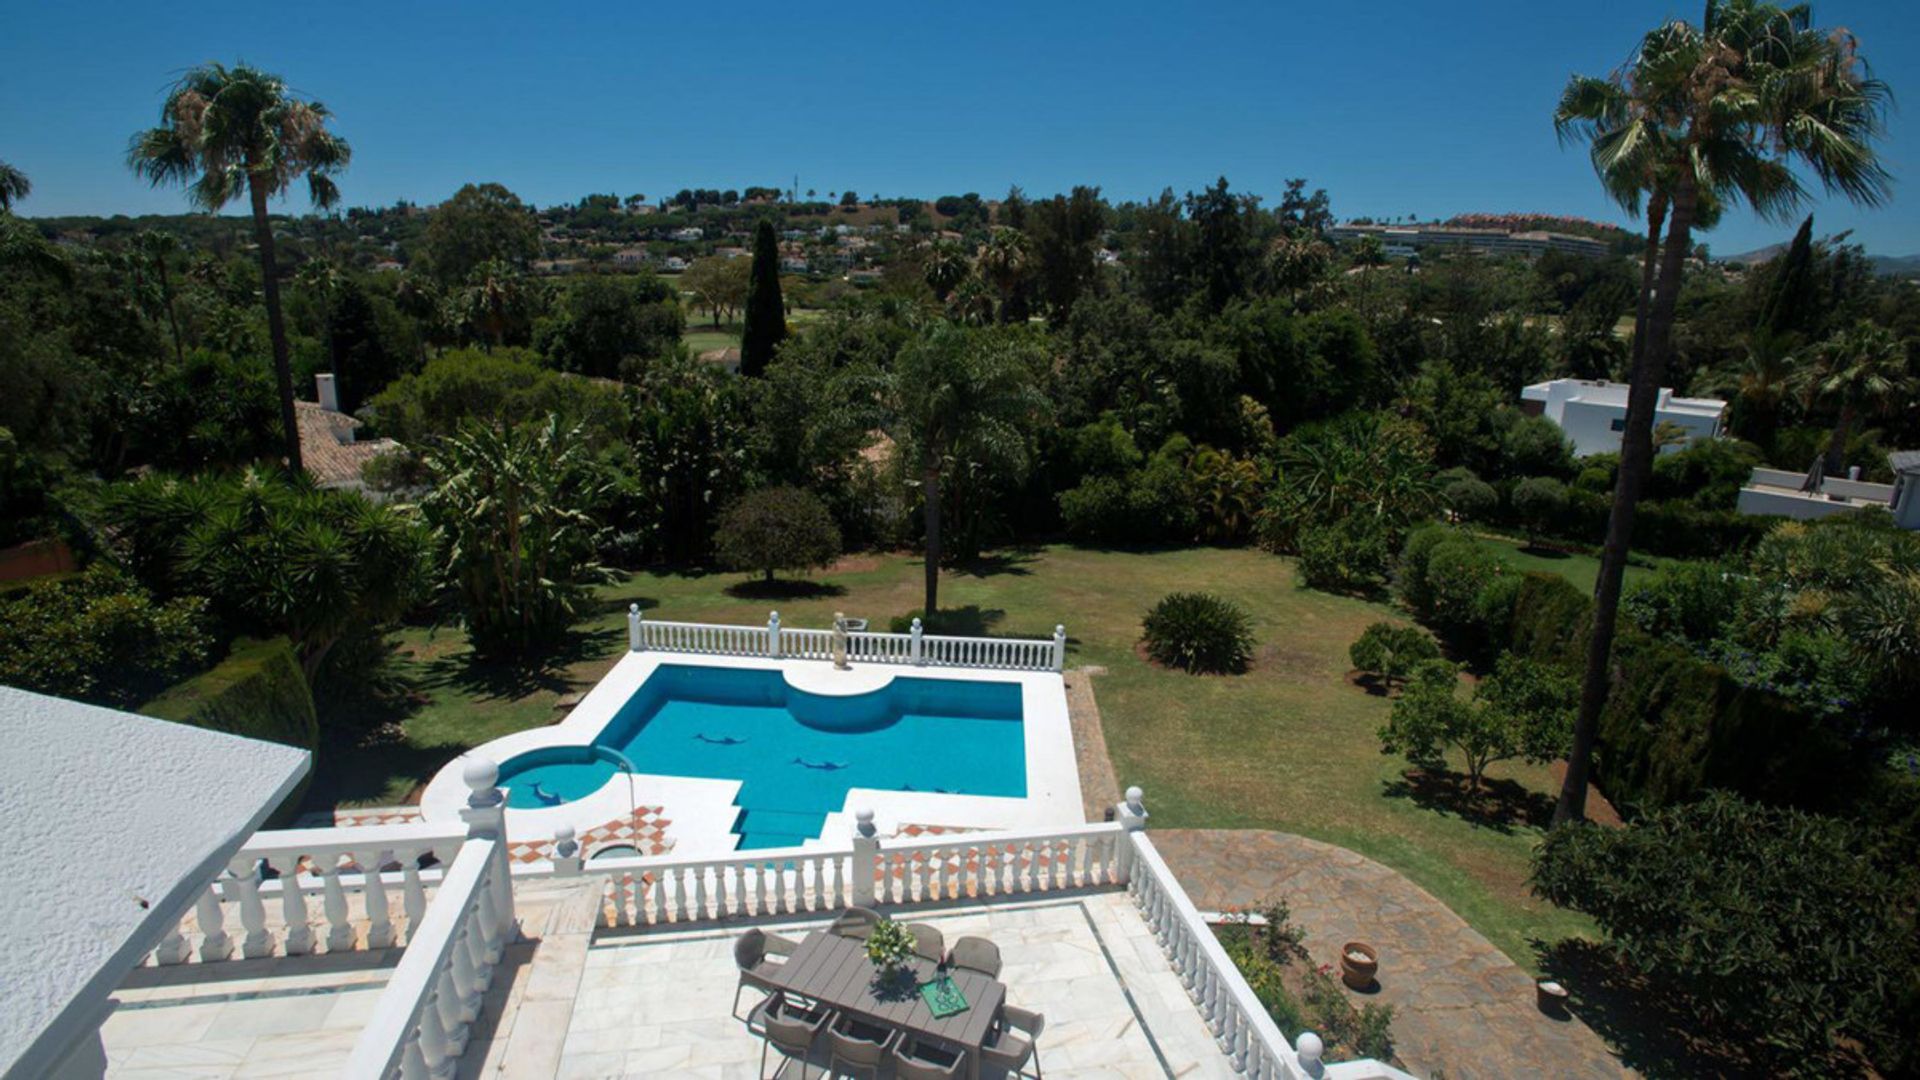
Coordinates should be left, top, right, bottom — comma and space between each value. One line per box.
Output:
865, 919, 915, 970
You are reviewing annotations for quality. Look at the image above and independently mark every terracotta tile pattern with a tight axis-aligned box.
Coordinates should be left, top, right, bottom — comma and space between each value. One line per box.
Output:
508, 808, 675, 865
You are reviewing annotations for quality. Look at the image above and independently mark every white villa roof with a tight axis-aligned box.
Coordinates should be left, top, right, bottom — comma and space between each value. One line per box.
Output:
1521, 378, 1725, 418
0, 688, 309, 1077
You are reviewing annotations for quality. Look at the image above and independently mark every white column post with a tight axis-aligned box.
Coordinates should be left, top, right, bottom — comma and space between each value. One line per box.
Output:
281, 862, 314, 956
628, 603, 644, 651
228, 860, 274, 959
1114, 785, 1148, 881
1295, 1032, 1325, 1079
850, 808, 880, 907
195, 883, 231, 961
910, 617, 924, 665
1052, 624, 1067, 671
363, 849, 395, 949
552, 825, 582, 876
460, 757, 518, 945
768, 610, 782, 658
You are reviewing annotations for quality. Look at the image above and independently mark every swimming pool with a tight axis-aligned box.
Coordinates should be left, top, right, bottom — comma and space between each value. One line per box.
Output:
495, 664, 1027, 850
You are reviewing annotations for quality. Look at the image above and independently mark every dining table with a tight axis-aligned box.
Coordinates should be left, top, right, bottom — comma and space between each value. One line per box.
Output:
768, 929, 1007, 1079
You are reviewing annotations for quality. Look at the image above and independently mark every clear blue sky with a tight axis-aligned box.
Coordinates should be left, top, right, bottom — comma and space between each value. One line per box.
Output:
4, 0, 1916, 254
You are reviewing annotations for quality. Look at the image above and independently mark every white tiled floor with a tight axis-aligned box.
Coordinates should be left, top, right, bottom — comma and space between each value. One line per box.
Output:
557, 890, 1237, 1079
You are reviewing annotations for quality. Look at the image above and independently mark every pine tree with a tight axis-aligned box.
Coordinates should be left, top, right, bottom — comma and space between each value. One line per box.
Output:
1758, 214, 1815, 341
740, 219, 787, 377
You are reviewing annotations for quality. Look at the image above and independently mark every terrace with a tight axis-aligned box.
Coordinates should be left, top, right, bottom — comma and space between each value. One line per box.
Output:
53, 617, 1415, 1079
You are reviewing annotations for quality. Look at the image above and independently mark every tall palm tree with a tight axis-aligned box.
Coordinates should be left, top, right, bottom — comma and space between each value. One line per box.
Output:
0, 160, 29, 212
1706, 326, 1798, 449
134, 230, 187, 366
976, 227, 1032, 322
889, 325, 1046, 619
461, 259, 533, 351
1549, 0, 1889, 824
1797, 321, 1914, 474
923, 240, 970, 302
128, 63, 351, 473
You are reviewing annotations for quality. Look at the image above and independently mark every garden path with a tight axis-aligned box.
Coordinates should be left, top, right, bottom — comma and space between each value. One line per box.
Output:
1154, 829, 1629, 1080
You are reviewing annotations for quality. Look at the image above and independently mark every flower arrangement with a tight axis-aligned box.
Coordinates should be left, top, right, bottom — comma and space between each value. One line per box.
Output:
865, 919, 915, 971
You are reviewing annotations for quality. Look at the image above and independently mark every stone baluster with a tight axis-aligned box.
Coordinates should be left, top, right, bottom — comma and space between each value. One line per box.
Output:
459, 757, 518, 949
850, 809, 879, 907
281, 859, 314, 956
415, 981, 457, 1076
447, 919, 483, 1020
320, 856, 355, 952
399, 1036, 430, 1080
768, 610, 781, 657
154, 916, 190, 966
1295, 1032, 1325, 1079
552, 826, 582, 876
402, 852, 429, 943
195, 882, 232, 961
460, 901, 493, 996
910, 617, 924, 665
363, 849, 394, 949
628, 603, 644, 651
227, 860, 274, 959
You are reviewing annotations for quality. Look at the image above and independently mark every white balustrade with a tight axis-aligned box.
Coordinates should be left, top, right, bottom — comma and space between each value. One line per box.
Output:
630, 612, 1063, 671
344, 838, 504, 1079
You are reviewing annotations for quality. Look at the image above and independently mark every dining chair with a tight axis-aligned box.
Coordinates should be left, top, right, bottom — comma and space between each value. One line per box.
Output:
733, 927, 800, 1024
981, 1004, 1046, 1079
947, 935, 1001, 978
749, 992, 831, 1079
891, 1035, 964, 1079
824, 1012, 898, 1079
905, 922, 946, 965
828, 905, 882, 940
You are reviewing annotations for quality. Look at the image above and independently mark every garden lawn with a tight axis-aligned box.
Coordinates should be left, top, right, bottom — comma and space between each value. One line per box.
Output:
1471, 533, 1665, 595
314, 545, 1592, 970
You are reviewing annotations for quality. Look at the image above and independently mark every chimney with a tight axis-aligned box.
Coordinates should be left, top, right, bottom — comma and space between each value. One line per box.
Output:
316, 373, 341, 413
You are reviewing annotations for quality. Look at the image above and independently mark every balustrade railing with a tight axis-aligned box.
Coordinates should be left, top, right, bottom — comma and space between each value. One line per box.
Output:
345, 838, 511, 1079
629, 607, 1067, 671
577, 842, 857, 927
871, 823, 1127, 905
151, 820, 469, 965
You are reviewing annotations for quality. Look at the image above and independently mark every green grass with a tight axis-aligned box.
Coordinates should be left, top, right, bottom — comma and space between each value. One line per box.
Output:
683, 325, 739, 354
313, 545, 1594, 970
1471, 532, 1665, 594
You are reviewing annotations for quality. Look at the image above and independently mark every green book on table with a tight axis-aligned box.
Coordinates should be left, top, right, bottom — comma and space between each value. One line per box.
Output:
918, 976, 969, 1018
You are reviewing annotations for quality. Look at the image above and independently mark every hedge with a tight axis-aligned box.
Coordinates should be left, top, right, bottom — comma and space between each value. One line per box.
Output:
1497, 573, 1851, 813
141, 637, 318, 823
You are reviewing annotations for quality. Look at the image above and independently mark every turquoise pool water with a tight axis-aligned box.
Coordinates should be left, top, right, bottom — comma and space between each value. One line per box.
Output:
496, 665, 1027, 850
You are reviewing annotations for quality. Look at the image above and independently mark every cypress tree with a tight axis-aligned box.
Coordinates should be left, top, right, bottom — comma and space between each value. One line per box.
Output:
740, 219, 787, 377
1758, 214, 1815, 340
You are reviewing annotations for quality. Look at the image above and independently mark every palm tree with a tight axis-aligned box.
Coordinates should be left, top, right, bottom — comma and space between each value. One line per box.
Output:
1706, 327, 1798, 449
134, 230, 187, 365
1797, 321, 1914, 474
461, 259, 532, 350
128, 63, 351, 474
1548, 0, 1890, 824
889, 325, 1046, 620
976, 228, 1032, 322
0, 160, 29, 212
923, 240, 969, 301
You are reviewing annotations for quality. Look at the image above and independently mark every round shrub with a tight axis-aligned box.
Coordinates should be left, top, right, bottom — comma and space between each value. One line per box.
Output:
1438, 468, 1497, 523
1511, 476, 1569, 545
1142, 592, 1256, 674
715, 486, 842, 583
1297, 516, 1394, 594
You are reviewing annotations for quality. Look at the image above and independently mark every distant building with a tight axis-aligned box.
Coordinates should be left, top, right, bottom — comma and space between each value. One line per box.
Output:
662, 256, 689, 272
297, 374, 401, 494
714, 246, 750, 260
1329, 223, 1609, 259
1520, 379, 1725, 457
532, 258, 582, 275
669, 227, 704, 242
1737, 452, 1920, 529
612, 247, 649, 267
781, 255, 809, 273
371, 260, 404, 273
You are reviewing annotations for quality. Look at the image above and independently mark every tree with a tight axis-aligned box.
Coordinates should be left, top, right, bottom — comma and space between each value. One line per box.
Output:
422, 182, 540, 285
1795, 321, 1913, 475
132, 230, 187, 366
681, 256, 750, 327
1511, 476, 1568, 546
418, 418, 613, 655
1549, 0, 1891, 824
923, 239, 969, 301
0, 161, 29, 212
740, 219, 786, 377
1348, 621, 1440, 689
128, 62, 352, 474
715, 486, 842, 583
459, 259, 538, 351
976, 228, 1032, 323
1186, 177, 1257, 313
1378, 656, 1575, 791
535, 273, 683, 378
889, 324, 1046, 617
1028, 186, 1105, 324
1532, 793, 1919, 1075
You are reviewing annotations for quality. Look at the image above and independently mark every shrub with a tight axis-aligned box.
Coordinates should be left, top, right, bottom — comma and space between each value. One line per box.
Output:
1438, 467, 1497, 522
0, 565, 212, 709
1533, 792, 1919, 1076
1422, 538, 1502, 641
1499, 414, 1575, 479
1377, 655, 1575, 789
1510, 476, 1568, 545
715, 486, 842, 583
1394, 525, 1454, 616
1623, 560, 1747, 646
1296, 515, 1394, 594
1142, 592, 1256, 674
1348, 622, 1439, 687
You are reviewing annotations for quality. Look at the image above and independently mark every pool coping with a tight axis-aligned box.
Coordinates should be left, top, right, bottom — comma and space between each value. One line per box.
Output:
419, 650, 1086, 858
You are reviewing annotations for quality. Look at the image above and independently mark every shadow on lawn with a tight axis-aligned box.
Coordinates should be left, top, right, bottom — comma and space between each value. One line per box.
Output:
723, 577, 849, 600
1534, 938, 1774, 1079
1382, 767, 1554, 834
416, 624, 625, 704
950, 546, 1041, 579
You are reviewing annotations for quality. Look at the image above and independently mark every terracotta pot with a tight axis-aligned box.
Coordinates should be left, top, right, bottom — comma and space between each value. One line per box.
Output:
1339, 941, 1378, 990
1536, 978, 1570, 1014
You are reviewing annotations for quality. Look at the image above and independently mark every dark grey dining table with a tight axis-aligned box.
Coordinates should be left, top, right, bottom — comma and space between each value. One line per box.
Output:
769, 930, 1006, 1079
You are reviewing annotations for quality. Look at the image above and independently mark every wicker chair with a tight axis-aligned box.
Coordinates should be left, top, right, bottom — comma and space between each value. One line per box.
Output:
981, 1004, 1046, 1078
748, 992, 831, 1079
905, 922, 946, 965
824, 1012, 898, 1078
947, 935, 1002, 978
732, 927, 799, 1023
891, 1035, 964, 1079
828, 905, 883, 940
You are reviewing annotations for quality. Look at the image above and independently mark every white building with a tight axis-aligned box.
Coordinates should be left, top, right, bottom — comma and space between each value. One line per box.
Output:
1520, 378, 1726, 457
1736, 452, 1920, 529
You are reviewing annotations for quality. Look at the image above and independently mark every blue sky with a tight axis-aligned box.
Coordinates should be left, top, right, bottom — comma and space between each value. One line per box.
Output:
4, 0, 1917, 255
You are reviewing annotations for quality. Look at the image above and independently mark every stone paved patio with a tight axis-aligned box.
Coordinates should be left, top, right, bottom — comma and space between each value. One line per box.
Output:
1153, 829, 1629, 1080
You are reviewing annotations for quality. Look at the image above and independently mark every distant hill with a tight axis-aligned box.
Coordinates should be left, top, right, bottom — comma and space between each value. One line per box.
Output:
1719, 243, 1920, 277
1718, 242, 1788, 266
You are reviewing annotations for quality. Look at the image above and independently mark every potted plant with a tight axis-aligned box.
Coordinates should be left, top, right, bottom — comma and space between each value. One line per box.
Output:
1339, 941, 1378, 990
866, 919, 916, 977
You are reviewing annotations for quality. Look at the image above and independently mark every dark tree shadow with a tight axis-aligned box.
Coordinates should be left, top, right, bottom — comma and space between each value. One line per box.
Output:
913, 605, 1008, 636
1533, 938, 1778, 1079
416, 624, 624, 704
587, 593, 661, 617
1519, 543, 1573, 558
1381, 767, 1554, 834
1349, 671, 1394, 697
724, 577, 849, 600
950, 546, 1041, 579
